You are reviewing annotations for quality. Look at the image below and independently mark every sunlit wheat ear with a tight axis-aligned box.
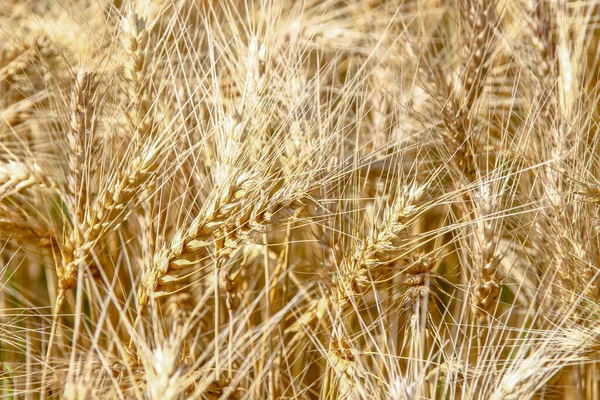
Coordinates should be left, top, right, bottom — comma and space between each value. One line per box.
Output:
140, 337, 185, 400
120, 11, 159, 142
457, 0, 497, 111
65, 68, 98, 225
324, 337, 367, 399
335, 182, 426, 308
399, 252, 439, 317
469, 181, 505, 320
137, 156, 313, 311
435, 0, 498, 186
56, 68, 101, 308
58, 137, 165, 310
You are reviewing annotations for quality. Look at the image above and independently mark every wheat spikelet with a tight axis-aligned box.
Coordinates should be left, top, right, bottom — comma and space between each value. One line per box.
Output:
142, 340, 184, 400
138, 169, 308, 307
469, 182, 503, 319
399, 252, 438, 316
335, 182, 425, 308
65, 68, 97, 225
59, 136, 166, 302
325, 337, 367, 399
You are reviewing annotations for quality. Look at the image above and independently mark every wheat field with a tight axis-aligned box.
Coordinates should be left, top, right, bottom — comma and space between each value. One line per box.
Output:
2, 0, 600, 398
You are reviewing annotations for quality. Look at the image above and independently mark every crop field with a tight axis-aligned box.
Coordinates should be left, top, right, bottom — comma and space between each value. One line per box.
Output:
1, 0, 600, 398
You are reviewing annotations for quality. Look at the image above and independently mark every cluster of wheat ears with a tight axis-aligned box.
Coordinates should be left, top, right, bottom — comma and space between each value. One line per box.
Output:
3, 0, 600, 398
